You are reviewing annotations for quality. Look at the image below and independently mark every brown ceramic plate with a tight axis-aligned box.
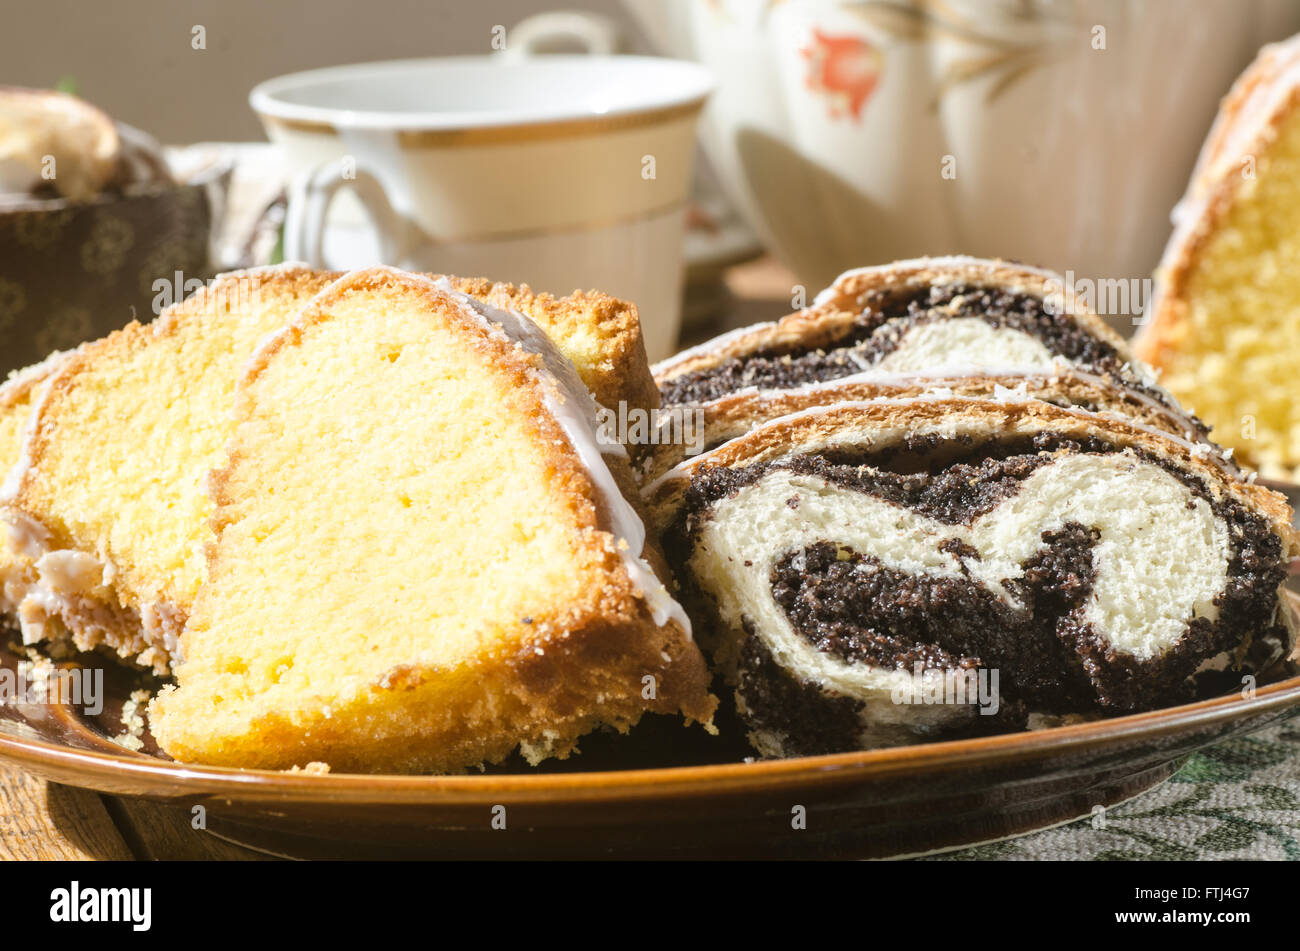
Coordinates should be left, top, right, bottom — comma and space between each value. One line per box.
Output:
1, 612, 1298, 860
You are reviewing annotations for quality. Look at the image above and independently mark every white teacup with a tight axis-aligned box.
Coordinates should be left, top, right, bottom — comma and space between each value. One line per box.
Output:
622, 0, 1300, 310
250, 54, 711, 360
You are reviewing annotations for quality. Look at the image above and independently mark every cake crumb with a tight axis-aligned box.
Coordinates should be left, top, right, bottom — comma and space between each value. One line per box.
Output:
287, 761, 331, 774
111, 732, 144, 752
111, 688, 152, 751
17, 649, 56, 702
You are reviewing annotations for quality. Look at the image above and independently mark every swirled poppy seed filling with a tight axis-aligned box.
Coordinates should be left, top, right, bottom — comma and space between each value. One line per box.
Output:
667, 432, 1290, 755
659, 282, 1151, 407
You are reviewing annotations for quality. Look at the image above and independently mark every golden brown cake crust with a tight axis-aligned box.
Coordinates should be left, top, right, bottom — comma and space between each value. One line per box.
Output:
434, 274, 659, 414
1180, 34, 1300, 208
654, 257, 1135, 384
154, 267, 713, 773
1134, 67, 1300, 371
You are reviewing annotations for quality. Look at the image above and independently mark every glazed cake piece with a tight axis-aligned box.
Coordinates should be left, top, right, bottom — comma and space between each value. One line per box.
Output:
1134, 34, 1300, 479
656, 257, 1172, 411
638, 367, 1232, 487
0, 354, 67, 626
149, 267, 713, 774
646, 397, 1297, 757
0, 265, 341, 673
1, 266, 660, 674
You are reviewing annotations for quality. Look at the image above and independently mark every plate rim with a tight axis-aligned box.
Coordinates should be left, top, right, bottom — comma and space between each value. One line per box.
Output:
2, 672, 1297, 803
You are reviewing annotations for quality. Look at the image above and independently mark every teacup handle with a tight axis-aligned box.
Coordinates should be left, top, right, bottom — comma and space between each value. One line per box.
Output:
283, 157, 417, 267
501, 11, 624, 58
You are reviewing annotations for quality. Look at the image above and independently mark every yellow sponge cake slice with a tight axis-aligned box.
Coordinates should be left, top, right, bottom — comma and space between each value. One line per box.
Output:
1, 265, 661, 675
1, 266, 340, 672
149, 267, 712, 773
1135, 34, 1300, 478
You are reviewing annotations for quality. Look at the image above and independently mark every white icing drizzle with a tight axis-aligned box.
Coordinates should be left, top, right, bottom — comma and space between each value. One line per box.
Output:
424, 275, 690, 634
0, 350, 70, 505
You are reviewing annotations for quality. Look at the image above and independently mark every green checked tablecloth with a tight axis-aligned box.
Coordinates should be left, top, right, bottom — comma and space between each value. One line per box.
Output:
935, 716, 1300, 860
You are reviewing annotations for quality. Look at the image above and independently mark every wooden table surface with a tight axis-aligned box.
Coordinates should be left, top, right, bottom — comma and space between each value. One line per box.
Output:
0, 255, 797, 862
0, 766, 271, 860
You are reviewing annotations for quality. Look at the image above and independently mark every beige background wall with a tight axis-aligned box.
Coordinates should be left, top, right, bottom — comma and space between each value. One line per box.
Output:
1, 0, 641, 143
